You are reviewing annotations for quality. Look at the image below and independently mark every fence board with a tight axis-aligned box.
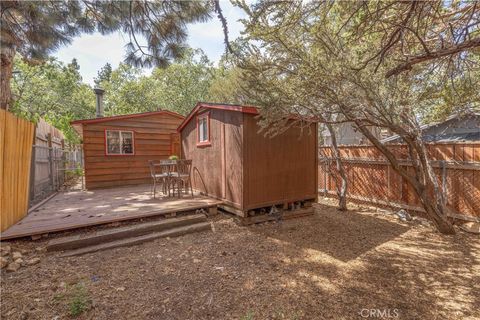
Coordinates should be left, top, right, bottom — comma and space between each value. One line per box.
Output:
319, 143, 480, 219
0, 110, 35, 232
0, 110, 5, 228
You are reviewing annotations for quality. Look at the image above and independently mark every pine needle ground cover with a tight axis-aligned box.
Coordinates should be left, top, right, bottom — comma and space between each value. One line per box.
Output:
2, 201, 479, 319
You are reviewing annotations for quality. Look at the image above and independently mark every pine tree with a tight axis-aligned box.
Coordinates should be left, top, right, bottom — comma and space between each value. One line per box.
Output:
94, 63, 113, 87
0, 0, 228, 110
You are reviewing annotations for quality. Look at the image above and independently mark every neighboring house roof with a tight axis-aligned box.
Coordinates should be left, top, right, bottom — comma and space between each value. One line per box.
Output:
71, 110, 184, 137
177, 102, 259, 132
381, 112, 480, 143
421, 132, 480, 142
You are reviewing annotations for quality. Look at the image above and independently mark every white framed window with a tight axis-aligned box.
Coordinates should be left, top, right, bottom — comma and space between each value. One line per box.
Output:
105, 130, 134, 155
197, 113, 210, 146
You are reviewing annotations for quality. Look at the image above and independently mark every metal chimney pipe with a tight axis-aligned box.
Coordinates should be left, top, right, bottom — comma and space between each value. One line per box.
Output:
93, 87, 105, 118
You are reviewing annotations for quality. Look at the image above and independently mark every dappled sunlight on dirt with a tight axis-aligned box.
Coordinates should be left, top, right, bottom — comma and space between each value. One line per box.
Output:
1, 201, 479, 319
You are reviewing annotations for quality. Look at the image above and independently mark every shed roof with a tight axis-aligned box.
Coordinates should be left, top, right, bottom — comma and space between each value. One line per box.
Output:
177, 102, 259, 132
71, 110, 184, 137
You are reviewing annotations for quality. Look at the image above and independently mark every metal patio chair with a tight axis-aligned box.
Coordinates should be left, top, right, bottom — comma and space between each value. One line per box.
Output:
148, 160, 170, 198
169, 159, 193, 198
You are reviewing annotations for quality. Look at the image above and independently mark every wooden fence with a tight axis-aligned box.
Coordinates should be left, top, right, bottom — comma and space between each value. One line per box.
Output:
30, 118, 67, 204
318, 143, 480, 221
0, 110, 35, 231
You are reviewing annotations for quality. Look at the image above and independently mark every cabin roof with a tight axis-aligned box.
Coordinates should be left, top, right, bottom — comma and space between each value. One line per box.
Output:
177, 102, 259, 132
70, 110, 184, 137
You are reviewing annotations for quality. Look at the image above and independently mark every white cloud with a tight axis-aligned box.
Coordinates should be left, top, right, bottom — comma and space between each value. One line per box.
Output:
55, 32, 129, 85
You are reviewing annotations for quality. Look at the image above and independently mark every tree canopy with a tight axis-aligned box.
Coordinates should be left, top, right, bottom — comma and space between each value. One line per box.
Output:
9, 48, 231, 143
10, 57, 95, 143
0, 0, 232, 110
231, 0, 480, 234
97, 49, 216, 116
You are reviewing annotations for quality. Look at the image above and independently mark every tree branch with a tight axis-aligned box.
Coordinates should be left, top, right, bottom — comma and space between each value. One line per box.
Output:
386, 36, 480, 77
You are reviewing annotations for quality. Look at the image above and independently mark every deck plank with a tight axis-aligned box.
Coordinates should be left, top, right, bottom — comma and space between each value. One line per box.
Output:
1, 184, 222, 240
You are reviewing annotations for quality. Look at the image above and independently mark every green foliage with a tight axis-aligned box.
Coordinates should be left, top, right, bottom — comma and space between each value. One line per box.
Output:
10, 57, 95, 143
169, 155, 179, 160
240, 311, 255, 320
1, 1, 218, 111
10, 48, 227, 143
3, 1, 213, 68
209, 65, 247, 104
94, 63, 112, 87
52, 282, 91, 317
68, 283, 91, 317
234, 1, 479, 132
100, 49, 216, 116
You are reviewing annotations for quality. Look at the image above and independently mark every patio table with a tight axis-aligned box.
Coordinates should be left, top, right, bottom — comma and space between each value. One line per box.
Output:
152, 160, 193, 198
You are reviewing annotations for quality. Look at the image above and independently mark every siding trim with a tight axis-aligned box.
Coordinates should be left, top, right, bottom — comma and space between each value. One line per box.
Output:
178, 102, 259, 132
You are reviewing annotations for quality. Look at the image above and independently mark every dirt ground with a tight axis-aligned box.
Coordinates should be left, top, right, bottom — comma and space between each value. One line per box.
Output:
1, 199, 479, 320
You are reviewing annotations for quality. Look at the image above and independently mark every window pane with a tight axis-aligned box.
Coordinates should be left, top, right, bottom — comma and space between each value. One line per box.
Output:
107, 131, 120, 154
199, 118, 204, 142
202, 120, 208, 141
121, 132, 133, 154
199, 118, 208, 142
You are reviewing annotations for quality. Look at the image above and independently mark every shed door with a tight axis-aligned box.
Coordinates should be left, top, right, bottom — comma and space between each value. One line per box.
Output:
170, 133, 181, 157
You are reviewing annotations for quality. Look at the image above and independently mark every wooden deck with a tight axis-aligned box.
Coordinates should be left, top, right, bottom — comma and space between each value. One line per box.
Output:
0, 185, 222, 240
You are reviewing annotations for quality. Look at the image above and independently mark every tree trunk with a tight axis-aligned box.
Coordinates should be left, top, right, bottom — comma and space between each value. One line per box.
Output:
0, 42, 15, 110
326, 123, 348, 211
409, 140, 456, 234
418, 189, 456, 234
351, 121, 455, 234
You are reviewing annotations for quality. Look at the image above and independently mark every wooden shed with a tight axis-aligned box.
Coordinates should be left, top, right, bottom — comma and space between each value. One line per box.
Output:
178, 102, 318, 218
72, 110, 184, 189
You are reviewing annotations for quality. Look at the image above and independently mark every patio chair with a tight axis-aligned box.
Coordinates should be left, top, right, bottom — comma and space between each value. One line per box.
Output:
148, 160, 170, 198
169, 159, 193, 198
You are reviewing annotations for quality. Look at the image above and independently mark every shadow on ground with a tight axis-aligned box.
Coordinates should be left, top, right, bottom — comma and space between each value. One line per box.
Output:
1, 201, 479, 320
250, 202, 410, 262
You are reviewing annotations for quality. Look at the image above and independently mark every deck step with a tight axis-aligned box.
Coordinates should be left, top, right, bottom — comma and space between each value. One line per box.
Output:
61, 222, 211, 257
47, 214, 207, 252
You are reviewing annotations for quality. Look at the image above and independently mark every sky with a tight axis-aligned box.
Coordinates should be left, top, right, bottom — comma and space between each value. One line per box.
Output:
54, 1, 246, 86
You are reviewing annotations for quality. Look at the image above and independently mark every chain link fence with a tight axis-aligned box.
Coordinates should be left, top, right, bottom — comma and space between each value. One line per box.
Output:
319, 153, 480, 222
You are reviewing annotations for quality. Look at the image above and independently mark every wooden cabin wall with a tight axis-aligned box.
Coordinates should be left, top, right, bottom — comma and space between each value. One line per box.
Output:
82, 113, 183, 189
181, 109, 244, 208
243, 115, 318, 211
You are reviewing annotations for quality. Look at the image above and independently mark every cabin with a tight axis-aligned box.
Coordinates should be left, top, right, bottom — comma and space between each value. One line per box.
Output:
71, 110, 184, 189
178, 102, 318, 218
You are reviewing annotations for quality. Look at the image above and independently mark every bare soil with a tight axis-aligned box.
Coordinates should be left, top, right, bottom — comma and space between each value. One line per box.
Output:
1, 199, 479, 320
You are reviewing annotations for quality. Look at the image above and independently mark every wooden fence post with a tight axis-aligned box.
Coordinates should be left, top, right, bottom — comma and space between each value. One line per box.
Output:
441, 160, 447, 205
387, 164, 391, 199
323, 161, 327, 197
61, 139, 66, 186
29, 127, 37, 206
47, 133, 54, 191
